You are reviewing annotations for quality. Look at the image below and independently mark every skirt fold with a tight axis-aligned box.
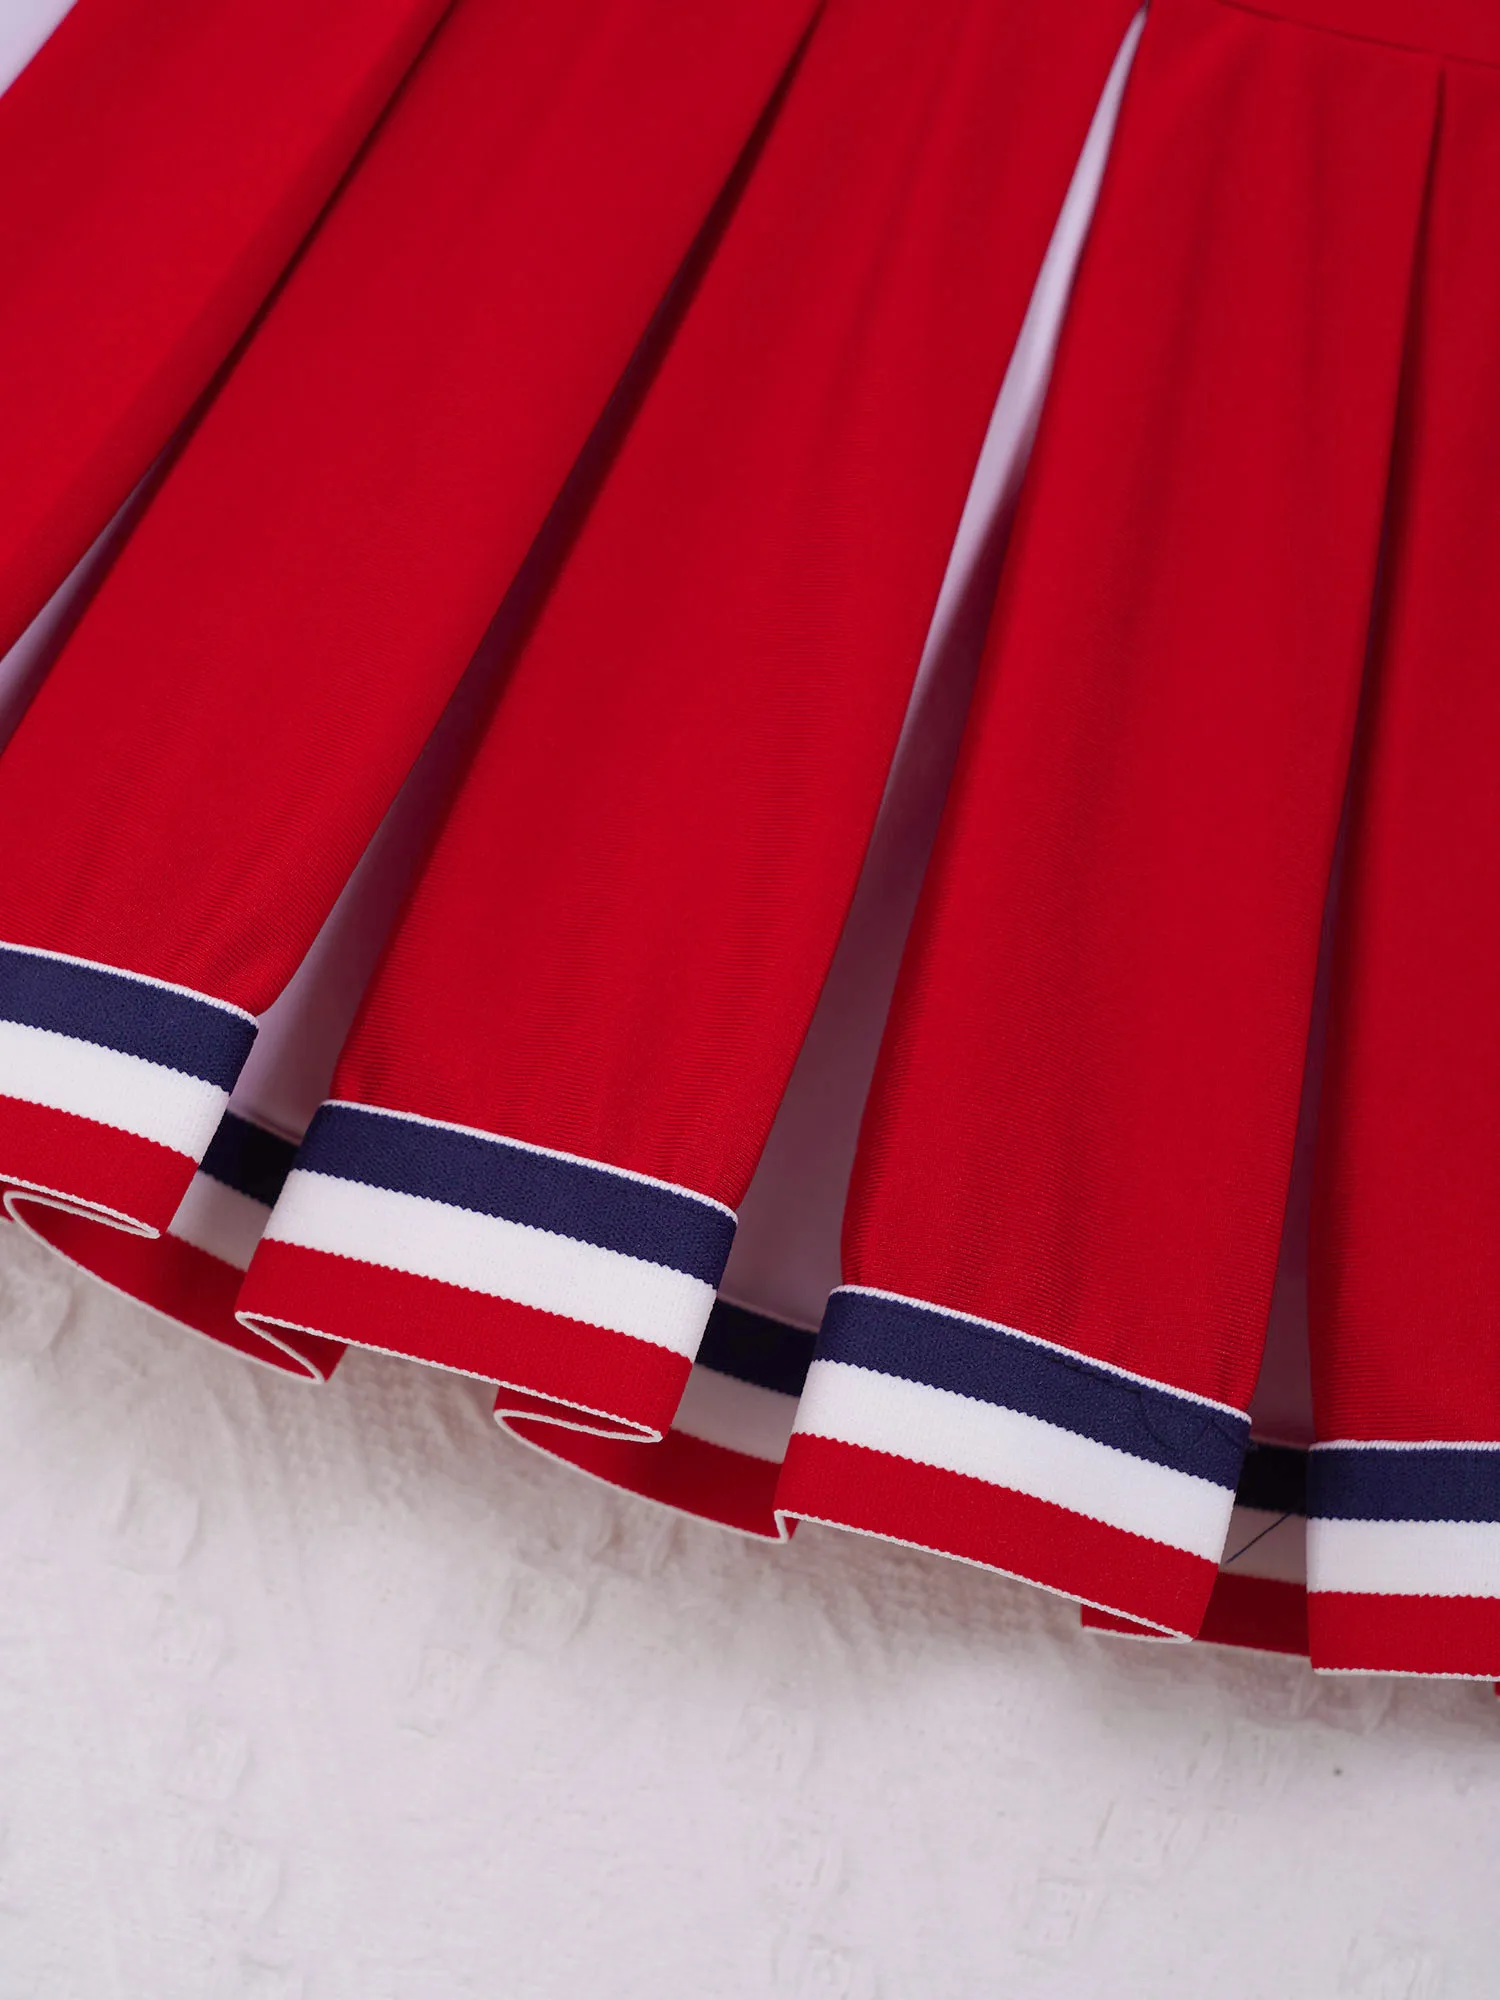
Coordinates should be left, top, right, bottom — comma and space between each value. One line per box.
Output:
0, 0, 819, 1242
0, 0, 451, 652
1305, 59, 1500, 1678
781, 0, 1441, 1635
234, 0, 1144, 1443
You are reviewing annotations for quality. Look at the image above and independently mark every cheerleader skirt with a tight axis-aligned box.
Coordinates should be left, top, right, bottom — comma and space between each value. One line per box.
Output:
0, 0, 1495, 1685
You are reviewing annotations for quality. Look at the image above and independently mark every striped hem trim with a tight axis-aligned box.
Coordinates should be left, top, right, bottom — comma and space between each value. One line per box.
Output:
1308, 1442, 1500, 1596
798, 1288, 1247, 1553
1083, 1439, 1310, 1657
778, 1287, 1250, 1633
0, 944, 255, 1186
0, 1098, 201, 1236
239, 1103, 735, 1431
237, 1242, 691, 1437
1304, 1448, 1500, 1600
1304, 1443, 1500, 1677
0, 940, 255, 1034
777, 1434, 1208, 1635
256, 1101, 734, 1352
828, 1284, 1249, 1418
319, 1099, 735, 1231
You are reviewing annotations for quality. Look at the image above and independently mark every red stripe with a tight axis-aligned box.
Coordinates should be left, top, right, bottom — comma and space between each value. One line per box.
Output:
23, 1205, 342, 1380
1083, 1574, 1310, 1656
778, 1432, 1217, 1634
508, 1420, 788, 1539
0, 1094, 193, 1230
1309, 1592, 1500, 1677
240, 1237, 689, 1429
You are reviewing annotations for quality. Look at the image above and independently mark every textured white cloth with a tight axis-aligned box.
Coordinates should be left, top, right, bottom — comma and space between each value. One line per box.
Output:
0, 1227, 1494, 1999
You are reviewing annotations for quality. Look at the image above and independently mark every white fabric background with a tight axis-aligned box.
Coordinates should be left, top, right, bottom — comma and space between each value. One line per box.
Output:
0, 1226, 1495, 2000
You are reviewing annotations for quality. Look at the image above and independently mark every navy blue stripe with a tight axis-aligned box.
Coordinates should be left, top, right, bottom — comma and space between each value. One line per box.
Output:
696, 1302, 814, 1398
817, 1290, 1248, 1488
298, 1103, 735, 1284
1236, 1442, 1308, 1518
0, 944, 254, 1088
1310, 1447, 1500, 1524
199, 1111, 297, 1209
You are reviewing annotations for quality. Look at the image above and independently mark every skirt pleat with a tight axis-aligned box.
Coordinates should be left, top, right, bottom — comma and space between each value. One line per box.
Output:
0, 0, 819, 1243
1305, 56, 1500, 1678
233, 0, 1143, 1447
777, 0, 1440, 1636
0, 0, 450, 653
511, 8, 1146, 1535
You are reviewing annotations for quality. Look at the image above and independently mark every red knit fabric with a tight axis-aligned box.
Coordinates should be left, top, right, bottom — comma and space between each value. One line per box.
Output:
235, 0, 1142, 1422
0, 0, 450, 654
0, 0, 818, 1238
0, 0, 819, 1011
1308, 63, 1500, 1453
780, 0, 1441, 1639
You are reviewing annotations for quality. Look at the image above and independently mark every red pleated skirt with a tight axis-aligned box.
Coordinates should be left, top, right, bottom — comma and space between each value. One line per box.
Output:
0, 0, 1495, 1682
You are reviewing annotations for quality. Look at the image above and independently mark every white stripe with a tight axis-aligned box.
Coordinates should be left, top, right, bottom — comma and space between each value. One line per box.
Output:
834, 1286, 1248, 1419
671, 1366, 799, 1465
1307, 1518, 1500, 1599
263, 1168, 715, 1355
1218, 1504, 1306, 1585
793, 1358, 1234, 1562
167, 1174, 271, 1272
0, 1017, 227, 1156
322, 1099, 735, 1220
